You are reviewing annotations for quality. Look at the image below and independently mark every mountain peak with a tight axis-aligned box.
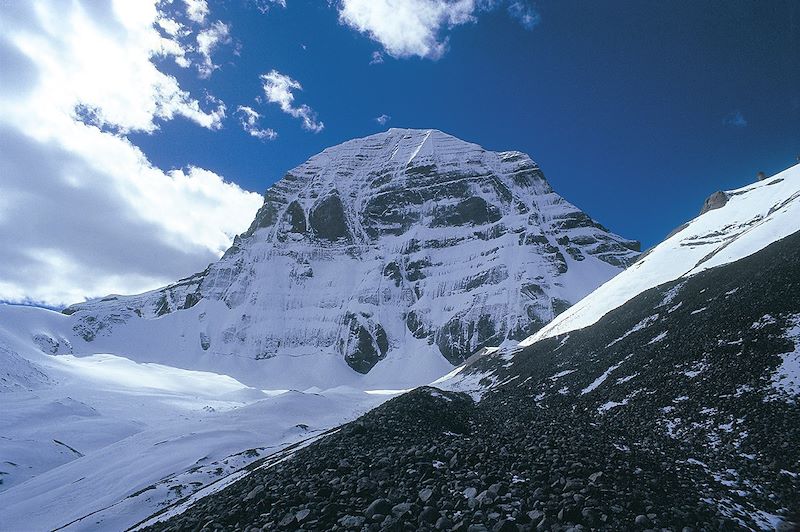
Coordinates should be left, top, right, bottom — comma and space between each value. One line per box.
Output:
310, 127, 496, 173
63, 131, 640, 388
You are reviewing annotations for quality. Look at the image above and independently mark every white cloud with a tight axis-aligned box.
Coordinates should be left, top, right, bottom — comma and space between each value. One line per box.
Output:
196, 21, 231, 78
337, 0, 540, 59
338, 0, 477, 59
156, 14, 184, 38
0, 1, 262, 307
375, 114, 391, 125
260, 70, 324, 132
723, 110, 747, 128
183, 0, 210, 24
156, 1, 233, 77
4, 2, 226, 134
237, 105, 278, 140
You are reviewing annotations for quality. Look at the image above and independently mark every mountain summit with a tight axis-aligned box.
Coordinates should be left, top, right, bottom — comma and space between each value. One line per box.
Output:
64, 129, 639, 388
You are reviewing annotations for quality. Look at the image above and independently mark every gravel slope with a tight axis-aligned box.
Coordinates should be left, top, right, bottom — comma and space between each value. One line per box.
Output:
145, 230, 800, 531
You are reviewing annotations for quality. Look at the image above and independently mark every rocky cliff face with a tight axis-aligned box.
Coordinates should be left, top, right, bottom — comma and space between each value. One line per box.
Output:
64, 129, 639, 382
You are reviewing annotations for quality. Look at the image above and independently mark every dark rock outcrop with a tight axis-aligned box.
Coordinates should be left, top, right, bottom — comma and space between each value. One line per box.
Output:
700, 190, 729, 214
310, 193, 351, 241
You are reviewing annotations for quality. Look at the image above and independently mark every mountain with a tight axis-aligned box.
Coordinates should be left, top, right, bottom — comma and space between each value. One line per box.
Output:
59, 128, 639, 389
141, 165, 800, 531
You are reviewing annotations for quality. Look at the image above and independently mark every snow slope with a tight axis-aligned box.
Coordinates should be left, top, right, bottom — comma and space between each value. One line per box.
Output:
521, 164, 800, 346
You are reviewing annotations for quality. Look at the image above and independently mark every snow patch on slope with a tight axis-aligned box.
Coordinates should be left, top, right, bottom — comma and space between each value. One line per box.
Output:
770, 316, 800, 403
581, 356, 629, 395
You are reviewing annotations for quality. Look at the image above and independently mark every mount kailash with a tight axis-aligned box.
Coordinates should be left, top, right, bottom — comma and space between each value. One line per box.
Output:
60, 128, 639, 389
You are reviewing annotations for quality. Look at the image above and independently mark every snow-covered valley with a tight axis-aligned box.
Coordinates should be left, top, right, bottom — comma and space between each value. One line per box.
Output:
0, 306, 396, 530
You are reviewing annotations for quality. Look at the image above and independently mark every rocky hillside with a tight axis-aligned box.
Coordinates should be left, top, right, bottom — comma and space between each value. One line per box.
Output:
521, 163, 800, 346
143, 226, 800, 532
60, 129, 638, 388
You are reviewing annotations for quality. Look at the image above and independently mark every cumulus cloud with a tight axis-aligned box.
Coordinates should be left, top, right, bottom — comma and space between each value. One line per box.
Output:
0, 1, 262, 307
260, 70, 324, 132
338, 0, 476, 59
723, 110, 748, 128
337, 0, 540, 59
183, 0, 210, 24
375, 114, 391, 125
237, 105, 278, 140
196, 21, 231, 78
4, 2, 226, 135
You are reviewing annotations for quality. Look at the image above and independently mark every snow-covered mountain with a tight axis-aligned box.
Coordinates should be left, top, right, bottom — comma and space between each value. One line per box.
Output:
59, 128, 639, 389
2, 135, 797, 530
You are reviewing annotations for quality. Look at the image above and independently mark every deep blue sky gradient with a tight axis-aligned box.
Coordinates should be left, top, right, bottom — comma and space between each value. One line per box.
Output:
131, 0, 800, 249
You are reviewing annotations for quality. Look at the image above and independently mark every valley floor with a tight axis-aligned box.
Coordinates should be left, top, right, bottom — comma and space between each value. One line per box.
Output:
0, 346, 396, 530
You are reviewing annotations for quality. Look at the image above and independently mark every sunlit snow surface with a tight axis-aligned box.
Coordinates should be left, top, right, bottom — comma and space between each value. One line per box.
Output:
521, 164, 800, 346
0, 308, 390, 531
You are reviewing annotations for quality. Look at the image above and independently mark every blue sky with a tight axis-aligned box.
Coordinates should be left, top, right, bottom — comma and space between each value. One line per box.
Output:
1, 0, 798, 306
134, 0, 800, 247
